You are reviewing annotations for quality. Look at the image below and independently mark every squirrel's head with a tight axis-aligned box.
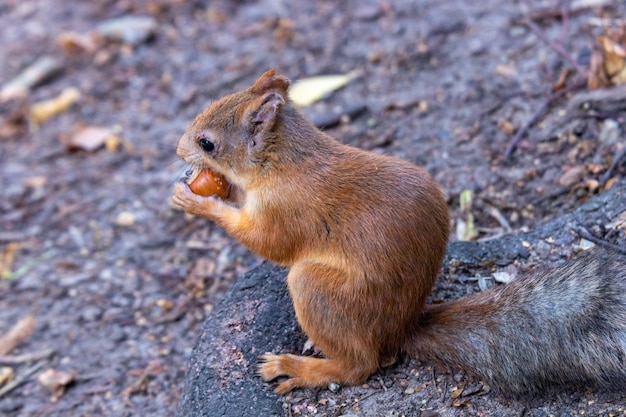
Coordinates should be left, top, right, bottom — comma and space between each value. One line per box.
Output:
176, 69, 290, 188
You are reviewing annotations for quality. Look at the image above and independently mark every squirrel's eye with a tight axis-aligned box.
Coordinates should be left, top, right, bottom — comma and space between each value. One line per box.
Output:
198, 138, 215, 153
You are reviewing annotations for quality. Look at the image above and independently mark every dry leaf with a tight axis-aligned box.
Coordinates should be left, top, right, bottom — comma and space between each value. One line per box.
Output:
451, 386, 463, 399
497, 119, 515, 136
495, 63, 517, 78
122, 360, 164, 398
558, 165, 586, 187
289, 71, 360, 106
604, 176, 619, 190
38, 368, 76, 401
57, 31, 98, 53
30, 87, 81, 126
589, 24, 626, 89
0, 242, 19, 280
0, 367, 13, 386
0, 316, 37, 355
94, 16, 158, 46
67, 126, 114, 152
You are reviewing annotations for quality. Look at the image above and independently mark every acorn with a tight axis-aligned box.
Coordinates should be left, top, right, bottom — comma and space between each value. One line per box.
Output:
188, 168, 230, 198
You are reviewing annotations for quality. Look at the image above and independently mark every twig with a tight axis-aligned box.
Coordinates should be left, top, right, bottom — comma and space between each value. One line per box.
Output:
503, 79, 585, 159
485, 205, 513, 233
522, 19, 588, 77
513, 3, 600, 25
0, 348, 55, 365
600, 146, 626, 187
573, 226, 626, 255
0, 361, 45, 398
0, 232, 29, 242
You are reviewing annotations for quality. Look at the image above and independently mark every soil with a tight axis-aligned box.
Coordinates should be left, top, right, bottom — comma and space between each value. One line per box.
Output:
0, 0, 624, 416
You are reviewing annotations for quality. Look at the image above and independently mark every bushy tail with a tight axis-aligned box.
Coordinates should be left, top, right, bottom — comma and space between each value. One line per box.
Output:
411, 248, 626, 394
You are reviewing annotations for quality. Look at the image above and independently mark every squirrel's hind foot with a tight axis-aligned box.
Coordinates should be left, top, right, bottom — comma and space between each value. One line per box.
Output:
258, 353, 374, 395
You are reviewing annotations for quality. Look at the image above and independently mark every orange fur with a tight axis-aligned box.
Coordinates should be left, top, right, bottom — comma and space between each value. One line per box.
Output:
173, 70, 626, 394
173, 70, 626, 396
173, 70, 449, 393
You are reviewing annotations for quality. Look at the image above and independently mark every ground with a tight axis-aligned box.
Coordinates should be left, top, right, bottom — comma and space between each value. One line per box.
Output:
0, 0, 624, 416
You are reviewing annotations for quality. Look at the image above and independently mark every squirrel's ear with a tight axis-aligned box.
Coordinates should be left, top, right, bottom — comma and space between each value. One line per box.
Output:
246, 70, 289, 151
250, 92, 285, 126
250, 69, 290, 97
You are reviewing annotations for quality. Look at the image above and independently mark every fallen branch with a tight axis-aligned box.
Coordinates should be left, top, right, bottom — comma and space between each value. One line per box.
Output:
0, 362, 45, 399
573, 225, 626, 255
522, 18, 588, 78
601, 146, 626, 187
0, 348, 55, 365
503, 80, 585, 159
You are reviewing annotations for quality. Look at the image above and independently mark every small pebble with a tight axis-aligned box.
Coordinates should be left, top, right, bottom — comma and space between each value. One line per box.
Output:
328, 382, 341, 393
115, 211, 136, 227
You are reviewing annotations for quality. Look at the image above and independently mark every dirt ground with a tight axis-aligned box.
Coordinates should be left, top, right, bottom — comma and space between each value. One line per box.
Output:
0, 0, 625, 416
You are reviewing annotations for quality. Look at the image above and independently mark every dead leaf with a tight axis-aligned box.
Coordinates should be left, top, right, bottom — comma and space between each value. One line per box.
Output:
289, 71, 360, 106
585, 179, 600, 192
67, 126, 114, 152
122, 360, 164, 398
604, 176, 619, 190
0, 242, 19, 280
57, 31, 98, 54
0, 316, 37, 355
589, 24, 626, 89
156, 299, 175, 313
497, 119, 515, 136
0, 367, 13, 386
495, 63, 517, 78
38, 368, 76, 401
558, 165, 586, 187
94, 16, 158, 46
30, 87, 81, 126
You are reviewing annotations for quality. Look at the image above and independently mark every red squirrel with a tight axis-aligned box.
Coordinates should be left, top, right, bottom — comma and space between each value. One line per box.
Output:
172, 70, 626, 395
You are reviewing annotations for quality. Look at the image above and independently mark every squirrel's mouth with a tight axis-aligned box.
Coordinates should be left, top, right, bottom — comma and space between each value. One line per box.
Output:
182, 165, 243, 206
184, 166, 202, 184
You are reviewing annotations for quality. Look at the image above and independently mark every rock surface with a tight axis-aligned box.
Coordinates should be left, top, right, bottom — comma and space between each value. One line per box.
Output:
179, 180, 626, 417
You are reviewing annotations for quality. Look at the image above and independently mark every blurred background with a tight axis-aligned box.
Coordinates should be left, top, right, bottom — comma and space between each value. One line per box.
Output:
0, 0, 624, 415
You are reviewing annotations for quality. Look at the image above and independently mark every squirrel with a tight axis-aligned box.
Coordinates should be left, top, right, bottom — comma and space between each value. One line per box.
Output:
172, 69, 626, 396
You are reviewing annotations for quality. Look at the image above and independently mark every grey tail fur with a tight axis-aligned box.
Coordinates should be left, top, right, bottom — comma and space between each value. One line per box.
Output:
412, 248, 626, 394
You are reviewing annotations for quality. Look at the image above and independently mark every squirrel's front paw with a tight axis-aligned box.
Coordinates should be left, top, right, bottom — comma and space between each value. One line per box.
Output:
172, 181, 220, 218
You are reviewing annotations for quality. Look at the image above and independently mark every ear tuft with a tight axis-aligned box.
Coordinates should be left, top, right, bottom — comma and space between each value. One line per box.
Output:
250, 69, 290, 98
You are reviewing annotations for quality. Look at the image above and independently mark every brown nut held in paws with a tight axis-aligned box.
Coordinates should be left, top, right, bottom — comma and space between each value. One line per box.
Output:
188, 168, 230, 198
